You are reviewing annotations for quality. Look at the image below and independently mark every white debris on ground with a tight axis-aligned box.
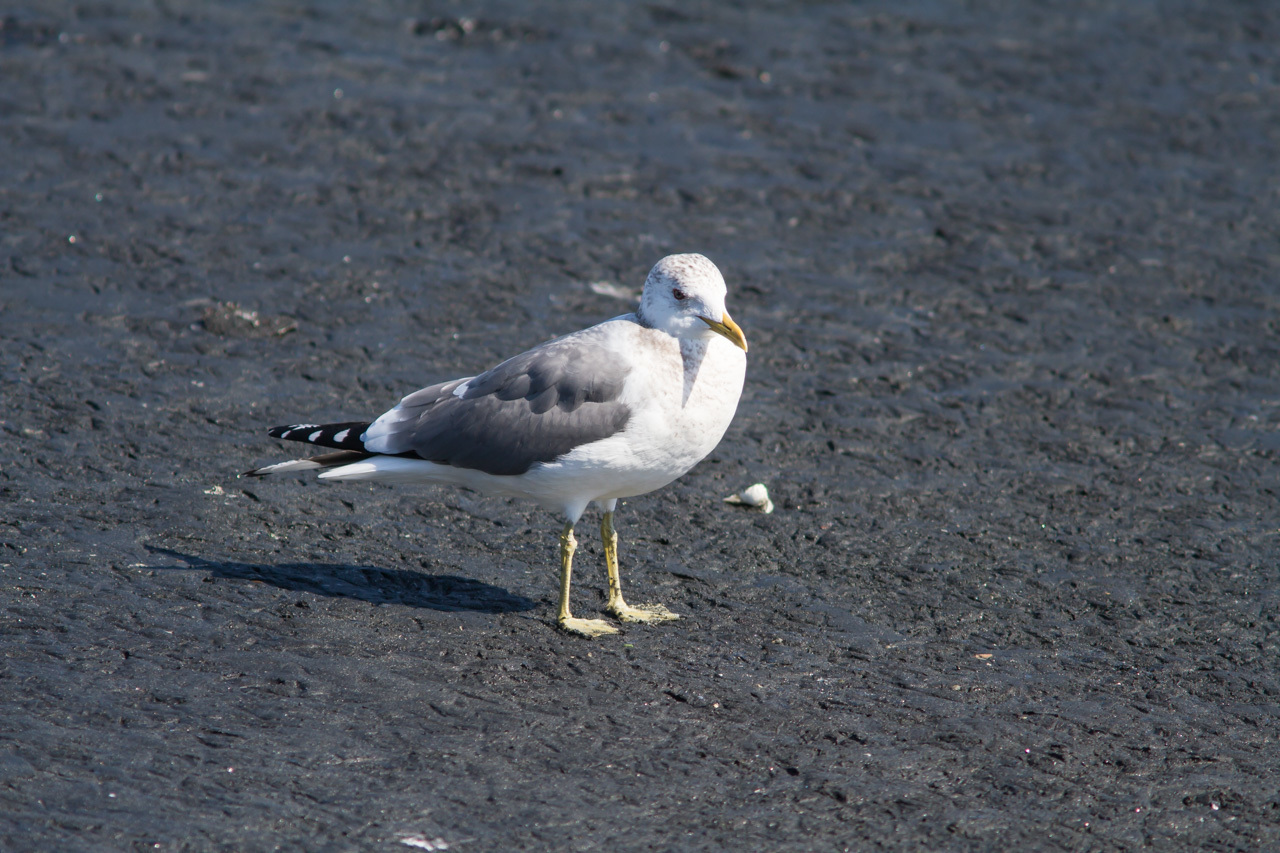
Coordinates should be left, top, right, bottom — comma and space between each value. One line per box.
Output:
724, 483, 774, 514
589, 280, 640, 301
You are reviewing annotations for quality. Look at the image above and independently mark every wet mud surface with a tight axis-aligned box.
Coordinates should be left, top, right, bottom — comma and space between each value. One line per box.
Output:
4, 1, 1279, 850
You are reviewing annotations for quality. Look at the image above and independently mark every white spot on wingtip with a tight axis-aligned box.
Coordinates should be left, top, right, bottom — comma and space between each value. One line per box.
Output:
333, 429, 349, 444
452, 381, 470, 398
308, 430, 323, 442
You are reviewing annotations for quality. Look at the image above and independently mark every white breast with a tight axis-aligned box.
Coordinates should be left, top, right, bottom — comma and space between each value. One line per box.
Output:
519, 323, 746, 518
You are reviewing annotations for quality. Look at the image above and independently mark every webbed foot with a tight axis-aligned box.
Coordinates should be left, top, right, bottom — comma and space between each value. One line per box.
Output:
558, 616, 620, 637
609, 601, 680, 624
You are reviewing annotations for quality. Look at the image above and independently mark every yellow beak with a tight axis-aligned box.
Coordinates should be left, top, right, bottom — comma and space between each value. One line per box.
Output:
699, 311, 748, 352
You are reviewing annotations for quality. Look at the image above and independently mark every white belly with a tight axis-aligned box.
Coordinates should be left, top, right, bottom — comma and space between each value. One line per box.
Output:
523, 330, 746, 515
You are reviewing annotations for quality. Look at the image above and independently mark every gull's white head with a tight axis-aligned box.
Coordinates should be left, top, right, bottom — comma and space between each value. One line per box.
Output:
637, 253, 748, 352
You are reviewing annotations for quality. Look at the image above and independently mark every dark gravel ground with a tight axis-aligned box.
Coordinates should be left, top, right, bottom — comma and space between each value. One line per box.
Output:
4, 1, 1279, 850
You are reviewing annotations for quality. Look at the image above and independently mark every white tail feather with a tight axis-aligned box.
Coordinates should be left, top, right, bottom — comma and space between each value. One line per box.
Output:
246, 458, 329, 476
318, 456, 444, 483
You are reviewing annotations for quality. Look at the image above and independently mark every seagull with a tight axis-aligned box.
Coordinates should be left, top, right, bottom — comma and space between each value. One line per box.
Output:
245, 253, 748, 637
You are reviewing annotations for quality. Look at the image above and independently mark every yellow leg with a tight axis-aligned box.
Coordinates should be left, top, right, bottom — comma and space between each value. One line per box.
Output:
602, 511, 679, 624
556, 522, 617, 637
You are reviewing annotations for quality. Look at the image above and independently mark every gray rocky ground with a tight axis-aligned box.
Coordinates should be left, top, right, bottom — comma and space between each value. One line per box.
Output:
3, 1, 1278, 850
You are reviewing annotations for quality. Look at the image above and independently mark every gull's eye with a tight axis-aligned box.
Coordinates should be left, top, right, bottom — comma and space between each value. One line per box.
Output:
672, 288, 687, 301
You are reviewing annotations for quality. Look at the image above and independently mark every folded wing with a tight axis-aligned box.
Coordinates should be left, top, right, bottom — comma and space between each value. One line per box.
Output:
361, 337, 632, 476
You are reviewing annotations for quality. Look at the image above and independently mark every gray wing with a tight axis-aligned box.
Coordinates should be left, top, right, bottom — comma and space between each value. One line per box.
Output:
361, 336, 631, 476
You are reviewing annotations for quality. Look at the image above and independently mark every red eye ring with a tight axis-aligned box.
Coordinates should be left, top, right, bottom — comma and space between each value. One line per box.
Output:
672, 288, 687, 301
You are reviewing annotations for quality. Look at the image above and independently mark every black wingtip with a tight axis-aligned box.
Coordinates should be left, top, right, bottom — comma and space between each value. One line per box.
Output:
268, 424, 312, 440
267, 421, 371, 450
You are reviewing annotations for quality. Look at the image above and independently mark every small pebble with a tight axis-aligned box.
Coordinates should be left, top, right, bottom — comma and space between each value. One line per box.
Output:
724, 483, 774, 514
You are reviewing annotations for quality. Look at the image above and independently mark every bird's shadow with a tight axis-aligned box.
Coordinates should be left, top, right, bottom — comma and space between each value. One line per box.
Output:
146, 546, 537, 614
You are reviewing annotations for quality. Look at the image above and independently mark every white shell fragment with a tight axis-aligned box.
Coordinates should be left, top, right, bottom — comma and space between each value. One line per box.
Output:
589, 280, 641, 301
724, 483, 774, 514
